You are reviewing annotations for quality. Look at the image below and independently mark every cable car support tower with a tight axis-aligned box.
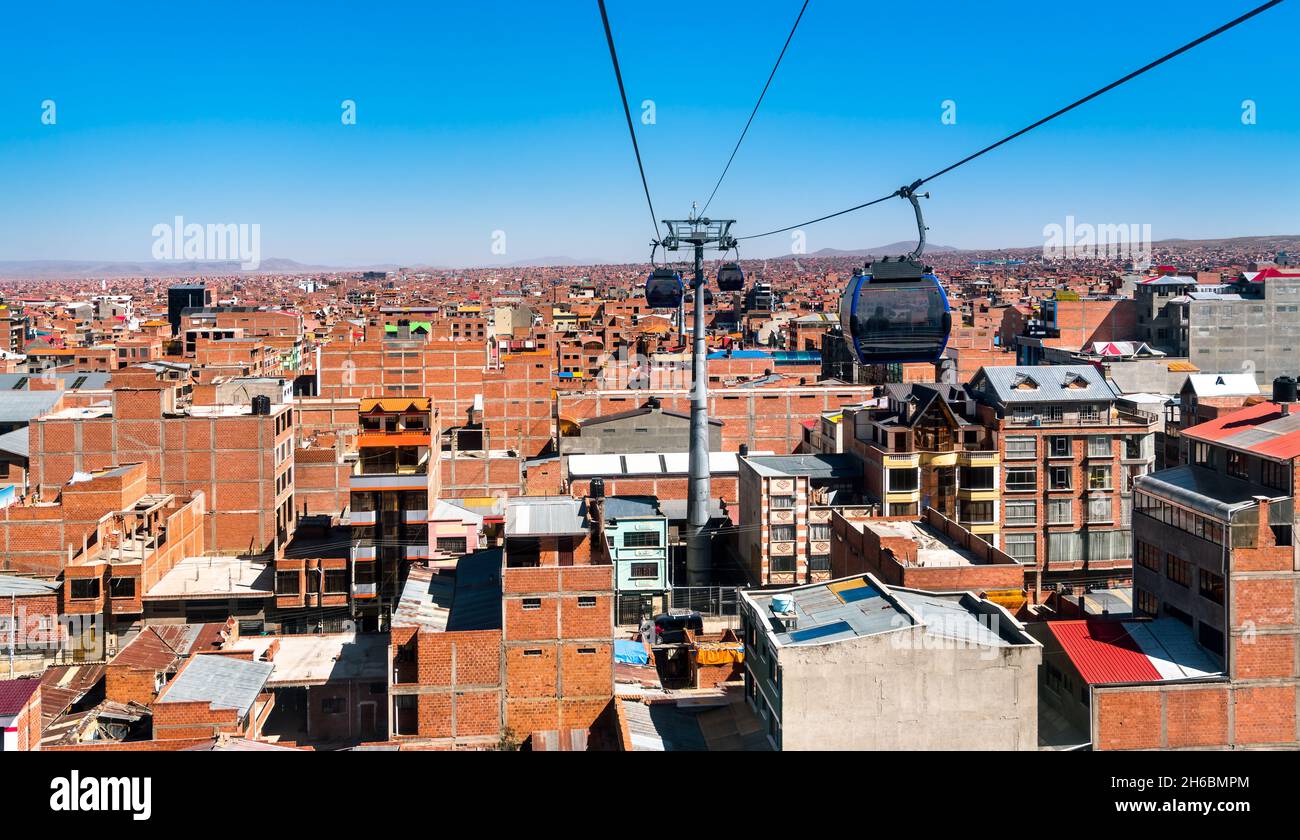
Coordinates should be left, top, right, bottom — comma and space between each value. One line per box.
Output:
659, 209, 736, 586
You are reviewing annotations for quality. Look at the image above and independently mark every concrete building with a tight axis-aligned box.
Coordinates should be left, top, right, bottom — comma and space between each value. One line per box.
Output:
737, 454, 863, 587
740, 573, 1040, 750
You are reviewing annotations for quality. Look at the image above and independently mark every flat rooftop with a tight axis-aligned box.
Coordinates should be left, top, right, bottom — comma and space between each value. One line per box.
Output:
860, 520, 985, 568
745, 574, 1037, 649
145, 556, 274, 601
226, 632, 388, 687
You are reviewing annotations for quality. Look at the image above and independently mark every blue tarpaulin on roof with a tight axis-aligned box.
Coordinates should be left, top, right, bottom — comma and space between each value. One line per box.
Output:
614, 639, 650, 665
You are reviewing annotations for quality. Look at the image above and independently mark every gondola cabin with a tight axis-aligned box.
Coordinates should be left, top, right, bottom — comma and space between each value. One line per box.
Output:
839, 258, 950, 365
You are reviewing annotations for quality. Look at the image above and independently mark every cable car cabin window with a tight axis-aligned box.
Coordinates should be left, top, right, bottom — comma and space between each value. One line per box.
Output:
846, 278, 949, 364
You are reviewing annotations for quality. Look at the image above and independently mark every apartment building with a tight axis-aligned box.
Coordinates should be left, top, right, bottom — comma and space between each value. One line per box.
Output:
966, 365, 1157, 596
593, 494, 669, 625
27, 370, 295, 555
842, 384, 1000, 543
348, 397, 440, 627
737, 454, 863, 587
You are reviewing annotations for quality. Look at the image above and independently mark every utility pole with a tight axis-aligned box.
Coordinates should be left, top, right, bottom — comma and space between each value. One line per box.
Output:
659, 211, 736, 586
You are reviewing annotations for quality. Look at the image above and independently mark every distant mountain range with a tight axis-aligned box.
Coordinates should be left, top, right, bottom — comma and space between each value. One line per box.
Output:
0, 234, 1294, 279
801, 242, 960, 258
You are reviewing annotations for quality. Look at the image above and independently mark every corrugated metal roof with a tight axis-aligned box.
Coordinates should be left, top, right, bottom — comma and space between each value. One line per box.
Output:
1182, 400, 1300, 459
1048, 620, 1162, 684
0, 574, 60, 596
972, 365, 1118, 405
157, 655, 273, 718
505, 496, 588, 536
0, 427, 29, 458
0, 390, 62, 423
0, 678, 41, 717
744, 453, 862, 479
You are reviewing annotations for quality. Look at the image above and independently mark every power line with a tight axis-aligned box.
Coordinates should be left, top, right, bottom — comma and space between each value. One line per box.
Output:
738, 0, 1286, 241
701, 0, 811, 216
597, 0, 660, 242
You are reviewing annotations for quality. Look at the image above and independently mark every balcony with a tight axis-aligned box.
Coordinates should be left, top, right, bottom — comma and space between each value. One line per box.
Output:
350, 473, 429, 491
352, 543, 377, 560
352, 582, 378, 599
349, 509, 377, 526
403, 508, 429, 524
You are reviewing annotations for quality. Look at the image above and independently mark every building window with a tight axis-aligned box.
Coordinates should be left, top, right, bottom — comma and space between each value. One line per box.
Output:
1135, 540, 1161, 571
888, 501, 918, 516
809, 524, 830, 541
69, 578, 99, 600
1226, 450, 1249, 481
1005, 500, 1036, 526
1087, 496, 1112, 523
522, 649, 543, 657
960, 500, 994, 525
436, 536, 468, 555
1261, 459, 1289, 491
108, 577, 136, 599
769, 555, 796, 573
1049, 466, 1072, 490
522, 597, 542, 610
959, 466, 995, 490
623, 531, 661, 548
1197, 622, 1224, 656
888, 469, 918, 492
808, 555, 830, 572
1087, 465, 1111, 490
1191, 442, 1214, 467
1087, 436, 1112, 458
770, 525, 795, 542
1005, 436, 1036, 459
324, 570, 349, 594
1135, 588, 1159, 617
1004, 534, 1036, 565
1166, 554, 1192, 588
276, 570, 300, 595
629, 562, 658, 579
1199, 568, 1224, 605
577, 596, 596, 608
1047, 498, 1073, 525
321, 697, 346, 715
770, 495, 795, 509
1005, 467, 1037, 492
1050, 436, 1071, 458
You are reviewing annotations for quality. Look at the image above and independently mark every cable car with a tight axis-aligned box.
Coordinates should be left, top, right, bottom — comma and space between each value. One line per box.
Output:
717, 261, 745, 291
645, 267, 684, 308
840, 258, 950, 364
839, 186, 951, 365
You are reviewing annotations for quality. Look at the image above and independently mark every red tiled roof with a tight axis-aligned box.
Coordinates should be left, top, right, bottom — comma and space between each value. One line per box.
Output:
0, 677, 41, 716
1183, 401, 1300, 460
1047, 620, 1161, 685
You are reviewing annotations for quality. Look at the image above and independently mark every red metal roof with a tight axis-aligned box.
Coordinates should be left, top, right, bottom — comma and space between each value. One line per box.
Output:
0, 677, 40, 717
1047, 620, 1161, 685
1183, 401, 1300, 460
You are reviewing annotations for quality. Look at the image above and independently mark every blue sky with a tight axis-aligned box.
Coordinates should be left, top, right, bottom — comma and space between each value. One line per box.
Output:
0, 0, 1296, 266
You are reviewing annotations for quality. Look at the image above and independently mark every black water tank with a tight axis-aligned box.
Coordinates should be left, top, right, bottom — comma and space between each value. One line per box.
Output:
1274, 376, 1298, 404
739, 444, 749, 457
590, 477, 605, 499
251, 394, 272, 415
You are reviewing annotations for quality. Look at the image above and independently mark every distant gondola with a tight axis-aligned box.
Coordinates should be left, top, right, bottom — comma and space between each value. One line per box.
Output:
645, 267, 684, 308
717, 261, 745, 291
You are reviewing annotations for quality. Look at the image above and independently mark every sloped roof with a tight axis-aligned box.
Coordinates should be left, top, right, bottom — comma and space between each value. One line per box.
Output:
156, 655, 273, 718
1181, 400, 1300, 459
0, 678, 41, 717
972, 365, 1117, 404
